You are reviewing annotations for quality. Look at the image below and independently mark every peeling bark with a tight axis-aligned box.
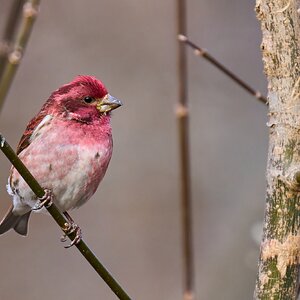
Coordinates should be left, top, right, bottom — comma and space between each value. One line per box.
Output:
254, 0, 300, 299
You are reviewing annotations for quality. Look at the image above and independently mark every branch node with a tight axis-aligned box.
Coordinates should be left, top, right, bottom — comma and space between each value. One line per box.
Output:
255, 91, 262, 99
183, 291, 195, 300
8, 49, 22, 65
194, 48, 205, 56
23, 2, 39, 19
175, 103, 189, 118
178, 34, 187, 42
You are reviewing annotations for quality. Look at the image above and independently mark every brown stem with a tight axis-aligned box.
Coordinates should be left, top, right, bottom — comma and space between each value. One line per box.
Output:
0, 0, 40, 113
0, 0, 24, 79
176, 1, 195, 299
178, 34, 267, 104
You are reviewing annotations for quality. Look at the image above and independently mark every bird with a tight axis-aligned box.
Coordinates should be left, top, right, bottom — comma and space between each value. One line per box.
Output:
0, 75, 122, 243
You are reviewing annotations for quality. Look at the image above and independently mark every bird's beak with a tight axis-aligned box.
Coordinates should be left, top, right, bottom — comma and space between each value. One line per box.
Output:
97, 94, 123, 113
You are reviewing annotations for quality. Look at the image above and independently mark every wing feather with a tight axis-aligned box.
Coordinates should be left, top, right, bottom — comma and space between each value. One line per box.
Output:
16, 113, 47, 154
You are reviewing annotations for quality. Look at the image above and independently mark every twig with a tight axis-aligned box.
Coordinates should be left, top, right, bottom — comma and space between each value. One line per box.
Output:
176, 1, 195, 300
0, 0, 24, 79
178, 34, 268, 104
0, 134, 132, 300
0, 0, 40, 113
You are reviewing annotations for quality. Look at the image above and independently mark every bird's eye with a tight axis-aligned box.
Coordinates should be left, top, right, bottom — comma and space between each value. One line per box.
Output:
83, 96, 95, 104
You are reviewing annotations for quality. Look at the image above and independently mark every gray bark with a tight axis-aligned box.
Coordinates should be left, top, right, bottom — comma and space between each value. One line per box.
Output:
254, 0, 300, 299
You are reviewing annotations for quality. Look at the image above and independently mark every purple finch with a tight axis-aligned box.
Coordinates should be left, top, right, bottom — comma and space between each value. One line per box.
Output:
0, 75, 122, 236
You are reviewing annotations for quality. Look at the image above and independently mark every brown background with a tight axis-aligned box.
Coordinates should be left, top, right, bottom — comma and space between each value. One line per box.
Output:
0, 1, 268, 299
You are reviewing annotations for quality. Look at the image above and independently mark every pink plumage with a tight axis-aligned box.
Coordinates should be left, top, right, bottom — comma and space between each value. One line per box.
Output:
0, 75, 122, 236
54, 75, 108, 99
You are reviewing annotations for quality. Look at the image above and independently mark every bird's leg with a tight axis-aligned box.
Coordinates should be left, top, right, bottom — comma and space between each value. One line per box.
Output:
32, 189, 53, 211
61, 211, 82, 248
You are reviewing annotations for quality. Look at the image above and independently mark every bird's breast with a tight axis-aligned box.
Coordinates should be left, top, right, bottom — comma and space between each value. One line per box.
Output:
9, 117, 113, 212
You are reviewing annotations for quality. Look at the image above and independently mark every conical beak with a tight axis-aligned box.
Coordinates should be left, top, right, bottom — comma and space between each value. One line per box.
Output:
97, 94, 123, 113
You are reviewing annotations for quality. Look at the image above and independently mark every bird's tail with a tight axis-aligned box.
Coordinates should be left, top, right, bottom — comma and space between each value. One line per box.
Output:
0, 206, 31, 236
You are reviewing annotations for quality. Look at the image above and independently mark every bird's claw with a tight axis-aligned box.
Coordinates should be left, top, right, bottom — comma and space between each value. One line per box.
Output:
60, 233, 67, 242
61, 222, 82, 248
32, 189, 53, 211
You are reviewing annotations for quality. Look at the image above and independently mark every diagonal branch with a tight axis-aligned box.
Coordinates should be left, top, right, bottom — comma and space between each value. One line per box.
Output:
178, 34, 267, 104
0, 0, 40, 113
0, 134, 132, 300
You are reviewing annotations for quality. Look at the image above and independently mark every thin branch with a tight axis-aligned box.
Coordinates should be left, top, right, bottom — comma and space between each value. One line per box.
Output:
178, 34, 268, 104
0, 0, 24, 79
176, 1, 195, 300
0, 0, 40, 113
0, 134, 132, 300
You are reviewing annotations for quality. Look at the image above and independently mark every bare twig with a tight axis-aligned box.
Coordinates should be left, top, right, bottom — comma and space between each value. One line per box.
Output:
176, 1, 195, 300
0, 0, 24, 79
0, 0, 40, 113
178, 34, 268, 104
0, 134, 132, 300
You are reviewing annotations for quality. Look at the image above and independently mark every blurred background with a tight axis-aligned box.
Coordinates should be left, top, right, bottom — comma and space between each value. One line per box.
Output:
0, 0, 268, 299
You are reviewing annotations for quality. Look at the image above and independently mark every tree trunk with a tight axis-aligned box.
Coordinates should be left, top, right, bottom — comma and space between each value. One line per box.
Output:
254, 0, 300, 299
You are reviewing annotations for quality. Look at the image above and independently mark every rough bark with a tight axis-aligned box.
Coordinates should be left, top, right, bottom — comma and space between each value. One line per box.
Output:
254, 0, 300, 299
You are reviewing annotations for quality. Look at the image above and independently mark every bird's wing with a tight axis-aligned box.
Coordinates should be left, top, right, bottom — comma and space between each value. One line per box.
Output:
10, 113, 53, 194
16, 113, 52, 155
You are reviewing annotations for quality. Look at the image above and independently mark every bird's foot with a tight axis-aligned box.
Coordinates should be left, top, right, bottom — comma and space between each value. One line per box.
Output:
61, 222, 82, 248
60, 212, 82, 248
32, 189, 53, 211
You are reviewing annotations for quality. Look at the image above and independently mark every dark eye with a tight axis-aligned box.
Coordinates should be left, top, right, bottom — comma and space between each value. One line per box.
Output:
83, 96, 95, 104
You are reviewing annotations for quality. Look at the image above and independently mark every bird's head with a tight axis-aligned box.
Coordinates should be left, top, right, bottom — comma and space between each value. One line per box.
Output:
47, 75, 122, 123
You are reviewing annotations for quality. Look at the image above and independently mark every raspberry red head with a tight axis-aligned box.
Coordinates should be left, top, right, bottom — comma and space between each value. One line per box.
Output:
42, 75, 122, 120
55, 75, 108, 100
